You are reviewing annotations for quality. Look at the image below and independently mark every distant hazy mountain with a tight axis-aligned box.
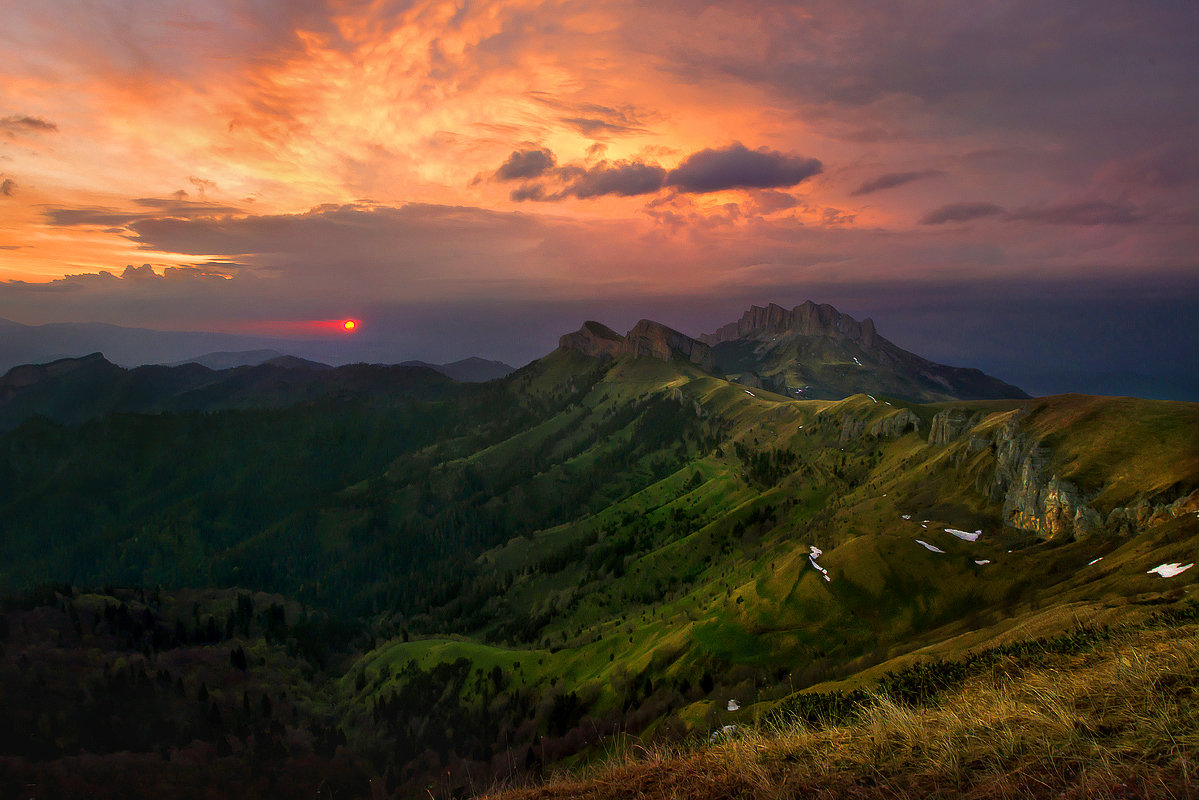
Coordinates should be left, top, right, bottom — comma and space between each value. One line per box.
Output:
399, 356, 515, 382
0, 318, 293, 374
0, 352, 454, 429
168, 349, 291, 369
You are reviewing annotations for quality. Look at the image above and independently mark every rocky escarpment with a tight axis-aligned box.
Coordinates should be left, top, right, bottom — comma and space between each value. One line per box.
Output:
559, 320, 715, 370
839, 406, 922, 442
926, 407, 1199, 540
700, 301, 878, 349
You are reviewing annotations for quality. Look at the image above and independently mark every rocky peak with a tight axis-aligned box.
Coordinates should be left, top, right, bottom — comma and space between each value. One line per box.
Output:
700, 301, 877, 349
558, 320, 714, 370
558, 321, 624, 360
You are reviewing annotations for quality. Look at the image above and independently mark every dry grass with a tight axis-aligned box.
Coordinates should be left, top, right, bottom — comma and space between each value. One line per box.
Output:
483, 624, 1199, 800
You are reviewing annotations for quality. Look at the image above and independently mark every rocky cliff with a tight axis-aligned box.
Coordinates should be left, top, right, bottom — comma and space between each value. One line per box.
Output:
559, 320, 715, 370
925, 407, 1199, 540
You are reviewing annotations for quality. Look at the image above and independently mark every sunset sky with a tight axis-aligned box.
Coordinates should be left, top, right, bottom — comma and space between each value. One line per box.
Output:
1, 1, 1196, 395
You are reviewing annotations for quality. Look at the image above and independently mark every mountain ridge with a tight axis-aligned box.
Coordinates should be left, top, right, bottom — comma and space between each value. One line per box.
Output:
559, 301, 1026, 403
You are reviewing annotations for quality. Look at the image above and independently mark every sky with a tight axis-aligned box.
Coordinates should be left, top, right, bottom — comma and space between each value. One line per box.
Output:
1, 1, 1197, 397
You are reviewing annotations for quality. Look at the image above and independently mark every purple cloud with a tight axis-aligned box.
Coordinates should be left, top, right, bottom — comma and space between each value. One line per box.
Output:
554, 161, 667, 199
851, 169, 943, 196
495, 148, 556, 181
664, 143, 822, 193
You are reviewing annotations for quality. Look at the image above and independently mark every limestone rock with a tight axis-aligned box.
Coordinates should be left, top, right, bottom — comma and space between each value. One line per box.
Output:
928, 408, 983, 446
868, 408, 921, 438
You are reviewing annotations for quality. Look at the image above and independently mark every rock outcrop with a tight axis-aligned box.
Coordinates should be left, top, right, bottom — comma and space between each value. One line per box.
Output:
558, 321, 625, 360
928, 407, 1197, 541
928, 408, 984, 446
558, 320, 715, 370
869, 408, 921, 438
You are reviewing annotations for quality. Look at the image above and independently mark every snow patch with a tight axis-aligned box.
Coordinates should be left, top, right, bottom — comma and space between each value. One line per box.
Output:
1087, 557, 1103, 566
916, 540, 945, 554
853, 357, 863, 366
946, 528, 982, 542
727, 699, 740, 711
809, 546, 832, 582
901, 514, 911, 520
1148, 562, 1194, 578
867, 394, 878, 403
744, 390, 755, 396
975, 559, 991, 566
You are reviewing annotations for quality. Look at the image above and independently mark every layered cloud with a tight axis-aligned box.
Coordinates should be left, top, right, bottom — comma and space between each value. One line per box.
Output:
502, 143, 822, 202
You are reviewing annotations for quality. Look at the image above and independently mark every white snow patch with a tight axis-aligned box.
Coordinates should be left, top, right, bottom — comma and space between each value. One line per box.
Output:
885, 402, 892, 406
946, 528, 982, 542
975, 559, 991, 566
916, 540, 945, 554
1087, 557, 1103, 566
744, 390, 755, 396
809, 546, 832, 582
1148, 562, 1194, 578
853, 357, 863, 366
921, 524, 928, 529
901, 514, 911, 520
727, 699, 740, 711
867, 394, 878, 403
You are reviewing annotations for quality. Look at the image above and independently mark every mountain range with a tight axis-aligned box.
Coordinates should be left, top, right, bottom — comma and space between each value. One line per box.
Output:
0, 301, 1195, 798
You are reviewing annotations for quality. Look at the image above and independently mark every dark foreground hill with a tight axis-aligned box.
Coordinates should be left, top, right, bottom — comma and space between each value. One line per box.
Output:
0, 309, 1195, 798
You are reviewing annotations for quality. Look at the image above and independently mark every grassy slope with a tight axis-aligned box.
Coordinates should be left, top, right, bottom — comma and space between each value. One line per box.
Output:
485, 614, 1199, 800
337, 355, 1199, 791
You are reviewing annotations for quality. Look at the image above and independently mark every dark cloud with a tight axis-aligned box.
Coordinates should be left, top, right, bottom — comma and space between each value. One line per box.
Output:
851, 169, 943, 196
509, 183, 546, 202
1007, 201, 1142, 226
664, 143, 822, 193
0, 115, 58, 137
495, 147, 556, 181
0, 178, 15, 197
554, 161, 667, 200
920, 202, 1005, 225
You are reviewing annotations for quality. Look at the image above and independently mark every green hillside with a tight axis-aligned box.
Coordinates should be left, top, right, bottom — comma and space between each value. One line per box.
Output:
1, 345, 1196, 797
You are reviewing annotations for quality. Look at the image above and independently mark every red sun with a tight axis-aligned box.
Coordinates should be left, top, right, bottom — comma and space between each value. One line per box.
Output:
343, 319, 358, 332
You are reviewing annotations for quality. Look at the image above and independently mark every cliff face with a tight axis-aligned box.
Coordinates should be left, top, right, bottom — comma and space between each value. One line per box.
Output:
700, 301, 877, 349
923, 407, 1199, 541
558, 320, 714, 370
